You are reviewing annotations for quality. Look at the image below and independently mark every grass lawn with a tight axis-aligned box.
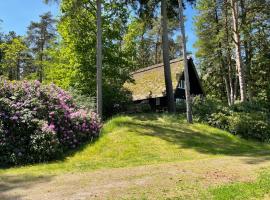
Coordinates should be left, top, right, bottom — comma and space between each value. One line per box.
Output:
1, 114, 270, 199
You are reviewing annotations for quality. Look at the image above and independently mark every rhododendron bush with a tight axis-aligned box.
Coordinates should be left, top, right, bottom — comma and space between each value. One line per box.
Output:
0, 80, 101, 166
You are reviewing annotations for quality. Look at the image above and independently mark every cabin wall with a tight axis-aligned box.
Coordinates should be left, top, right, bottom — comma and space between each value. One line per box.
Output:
188, 60, 203, 95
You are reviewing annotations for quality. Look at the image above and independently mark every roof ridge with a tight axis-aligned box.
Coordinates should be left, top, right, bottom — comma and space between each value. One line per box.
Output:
132, 58, 184, 75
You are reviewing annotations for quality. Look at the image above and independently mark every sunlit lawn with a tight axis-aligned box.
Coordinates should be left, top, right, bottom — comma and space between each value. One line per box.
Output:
1, 114, 270, 199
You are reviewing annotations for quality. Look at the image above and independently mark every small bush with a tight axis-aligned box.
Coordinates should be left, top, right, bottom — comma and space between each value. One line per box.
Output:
68, 88, 96, 111
228, 112, 270, 142
192, 96, 226, 121
193, 97, 270, 142
208, 112, 229, 130
176, 100, 186, 113
0, 80, 101, 166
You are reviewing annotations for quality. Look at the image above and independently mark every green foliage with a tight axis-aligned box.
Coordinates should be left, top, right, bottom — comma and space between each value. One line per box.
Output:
193, 97, 270, 142
192, 96, 225, 121
43, 42, 78, 89
68, 88, 96, 111
0, 37, 28, 80
42, 0, 134, 117
29, 120, 62, 163
194, 0, 270, 104
227, 112, 270, 142
175, 100, 186, 112
123, 16, 181, 69
103, 85, 132, 117
26, 12, 57, 82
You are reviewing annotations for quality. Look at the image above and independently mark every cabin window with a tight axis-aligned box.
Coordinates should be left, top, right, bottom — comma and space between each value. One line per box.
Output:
156, 97, 160, 106
179, 80, 185, 89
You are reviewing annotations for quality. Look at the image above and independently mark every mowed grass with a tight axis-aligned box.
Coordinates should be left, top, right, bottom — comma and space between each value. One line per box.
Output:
1, 113, 269, 176
208, 169, 270, 200
1, 114, 270, 199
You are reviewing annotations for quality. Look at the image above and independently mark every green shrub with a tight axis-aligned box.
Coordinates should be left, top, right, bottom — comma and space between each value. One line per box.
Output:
68, 88, 96, 111
176, 100, 186, 112
192, 96, 226, 121
29, 121, 62, 163
228, 112, 270, 142
193, 97, 270, 142
208, 112, 229, 130
230, 101, 268, 113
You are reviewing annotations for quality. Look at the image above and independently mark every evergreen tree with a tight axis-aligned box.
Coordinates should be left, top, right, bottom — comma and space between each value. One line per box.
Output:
26, 12, 57, 82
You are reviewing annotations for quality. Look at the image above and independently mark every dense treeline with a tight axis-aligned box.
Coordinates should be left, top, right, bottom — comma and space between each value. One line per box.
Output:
0, 0, 269, 117
0, 13, 57, 82
195, 0, 270, 107
0, 0, 192, 117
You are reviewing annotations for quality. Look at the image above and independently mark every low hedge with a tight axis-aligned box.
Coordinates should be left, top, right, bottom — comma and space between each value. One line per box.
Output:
0, 80, 101, 166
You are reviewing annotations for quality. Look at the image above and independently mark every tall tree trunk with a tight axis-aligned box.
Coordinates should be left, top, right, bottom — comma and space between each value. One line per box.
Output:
178, 0, 192, 123
230, 0, 246, 102
155, 43, 158, 64
161, 0, 176, 113
214, 2, 232, 106
96, 0, 103, 119
239, 0, 253, 101
228, 53, 234, 105
234, 74, 238, 101
224, 0, 235, 105
39, 56, 43, 82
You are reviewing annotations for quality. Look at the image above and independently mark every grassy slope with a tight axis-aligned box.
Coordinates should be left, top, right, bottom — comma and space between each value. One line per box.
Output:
1, 114, 269, 176
1, 114, 270, 199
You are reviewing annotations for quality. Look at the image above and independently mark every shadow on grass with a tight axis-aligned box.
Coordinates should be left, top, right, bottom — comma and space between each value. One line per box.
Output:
0, 174, 53, 200
120, 114, 270, 163
0, 136, 100, 171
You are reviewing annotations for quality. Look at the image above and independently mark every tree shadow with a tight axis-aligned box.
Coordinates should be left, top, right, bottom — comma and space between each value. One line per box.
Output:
0, 136, 100, 170
0, 174, 53, 200
119, 116, 270, 163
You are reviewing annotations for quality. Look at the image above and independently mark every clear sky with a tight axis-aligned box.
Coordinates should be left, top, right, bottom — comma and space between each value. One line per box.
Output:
184, 5, 198, 54
0, 1, 197, 53
0, 0, 59, 35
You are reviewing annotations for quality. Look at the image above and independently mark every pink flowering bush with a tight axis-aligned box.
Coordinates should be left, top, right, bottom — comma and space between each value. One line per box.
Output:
0, 80, 101, 166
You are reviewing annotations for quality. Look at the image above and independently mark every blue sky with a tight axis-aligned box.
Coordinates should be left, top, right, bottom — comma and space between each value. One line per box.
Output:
0, 1, 197, 53
0, 0, 58, 35
184, 5, 198, 54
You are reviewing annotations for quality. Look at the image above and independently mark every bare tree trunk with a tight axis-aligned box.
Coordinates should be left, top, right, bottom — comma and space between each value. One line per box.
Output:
214, 2, 231, 106
240, 0, 253, 102
234, 74, 238, 101
155, 43, 158, 64
38, 51, 43, 82
228, 54, 234, 104
224, 0, 235, 105
223, 76, 231, 105
230, 0, 246, 102
161, 0, 176, 113
96, 0, 103, 120
178, 0, 192, 122
16, 59, 20, 80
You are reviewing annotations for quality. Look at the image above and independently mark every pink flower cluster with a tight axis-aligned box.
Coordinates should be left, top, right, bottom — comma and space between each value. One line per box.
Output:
0, 80, 102, 165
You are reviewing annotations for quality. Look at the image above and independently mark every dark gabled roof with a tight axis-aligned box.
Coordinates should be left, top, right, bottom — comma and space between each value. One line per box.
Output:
124, 58, 186, 101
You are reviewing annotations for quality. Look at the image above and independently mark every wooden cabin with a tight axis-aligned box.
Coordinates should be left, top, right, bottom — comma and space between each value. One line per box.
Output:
124, 57, 204, 111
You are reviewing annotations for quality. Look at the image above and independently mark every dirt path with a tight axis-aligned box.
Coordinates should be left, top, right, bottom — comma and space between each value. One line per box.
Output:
1, 156, 270, 200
